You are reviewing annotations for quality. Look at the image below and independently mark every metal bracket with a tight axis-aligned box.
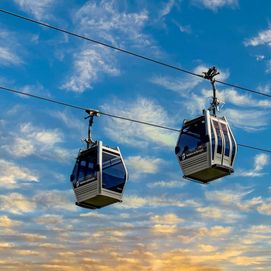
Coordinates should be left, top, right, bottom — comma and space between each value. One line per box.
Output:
84, 109, 100, 148
203, 67, 220, 116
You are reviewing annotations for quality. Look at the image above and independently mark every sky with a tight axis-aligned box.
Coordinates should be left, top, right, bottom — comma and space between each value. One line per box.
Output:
0, 0, 271, 270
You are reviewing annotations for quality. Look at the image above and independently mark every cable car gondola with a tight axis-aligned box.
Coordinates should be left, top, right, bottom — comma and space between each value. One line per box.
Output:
175, 67, 237, 183
70, 110, 128, 209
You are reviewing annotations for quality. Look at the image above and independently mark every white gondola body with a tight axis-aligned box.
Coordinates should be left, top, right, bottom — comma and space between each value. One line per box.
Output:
175, 110, 237, 183
71, 141, 128, 209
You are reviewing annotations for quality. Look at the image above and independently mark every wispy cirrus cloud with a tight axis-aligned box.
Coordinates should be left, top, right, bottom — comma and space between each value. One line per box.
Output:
62, 0, 151, 93
237, 153, 269, 177
0, 30, 23, 67
125, 155, 164, 180
222, 108, 269, 131
61, 47, 120, 93
151, 64, 270, 131
192, 0, 238, 11
257, 198, 271, 216
0, 46, 23, 66
159, 0, 176, 19
204, 187, 263, 213
2, 122, 72, 162
33, 190, 76, 212
118, 194, 200, 209
150, 65, 224, 95
14, 0, 55, 20
266, 60, 271, 74
244, 27, 271, 47
244, 26, 271, 74
0, 159, 39, 189
0, 216, 21, 227
0, 193, 36, 214
148, 180, 185, 188
102, 97, 177, 148
196, 206, 243, 222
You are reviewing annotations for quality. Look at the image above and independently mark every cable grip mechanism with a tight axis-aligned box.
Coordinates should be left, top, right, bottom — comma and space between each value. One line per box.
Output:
85, 109, 100, 148
203, 66, 220, 116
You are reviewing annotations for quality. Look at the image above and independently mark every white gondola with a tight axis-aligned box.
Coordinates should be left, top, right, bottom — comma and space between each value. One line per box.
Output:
175, 67, 237, 183
175, 110, 237, 183
70, 110, 128, 209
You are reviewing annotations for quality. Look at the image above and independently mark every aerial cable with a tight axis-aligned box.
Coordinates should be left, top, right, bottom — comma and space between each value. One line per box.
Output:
0, 8, 270, 99
0, 8, 201, 79
0, 85, 271, 153
0, 85, 180, 132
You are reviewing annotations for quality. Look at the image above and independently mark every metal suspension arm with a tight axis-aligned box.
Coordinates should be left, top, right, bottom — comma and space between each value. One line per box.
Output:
85, 109, 100, 149
203, 67, 220, 116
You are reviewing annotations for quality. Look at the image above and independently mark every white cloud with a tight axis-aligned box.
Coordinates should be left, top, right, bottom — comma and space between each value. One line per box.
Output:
74, 1, 149, 45
150, 75, 201, 95
256, 55, 265, 62
117, 195, 147, 209
159, 0, 175, 18
61, 47, 120, 93
148, 180, 185, 188
62, 0, 151, 93
3, 122, 72, 162
126, 155, 164, 180
257, 198, 271, 216
244, 28, 271, 47
196, 206, 242, 222
33, 190, 76, 212
177, 85, 271, 129
14, 0, 54, 20
0, 159, 39, 189
151, 213, 184, 224
117, 194, 200, 209
266, 60, 271, 74
237, 153, 269, 177
257, 84, 271, 94
220, 89, 271, 108
102, 97, 177, 148
223, 108, 269, 131
151, 65, 228, 95
0, 46, 22, 66
192, 0, 238, 11
205, 189, 251, 205
0, 216, 21, 227
52, 111, 85, 131
205, 188, 263, 212
199, 225, 233, 237
0, 193, 36, 214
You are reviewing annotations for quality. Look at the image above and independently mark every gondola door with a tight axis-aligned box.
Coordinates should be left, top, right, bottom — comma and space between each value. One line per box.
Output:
210, 117, 224, 166
219, 120, 231, 168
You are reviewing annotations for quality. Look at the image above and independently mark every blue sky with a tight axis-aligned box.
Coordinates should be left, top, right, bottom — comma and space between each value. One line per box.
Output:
0, 0, 271, 270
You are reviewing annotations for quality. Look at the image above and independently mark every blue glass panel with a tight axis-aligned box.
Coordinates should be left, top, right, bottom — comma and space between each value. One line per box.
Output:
213, 121, 222, 154
221, 123, 230, 157
102, 152, 126, 193
177, 118, 207, 157
72, 150, 98, 188
210, 122, 215, 160
229, 130, 236, 165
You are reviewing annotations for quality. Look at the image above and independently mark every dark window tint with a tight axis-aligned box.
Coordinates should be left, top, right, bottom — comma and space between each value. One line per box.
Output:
102, 151, 126, 193
221, 123, 230, 157
76, 151, 97, 184
78, 160, 87, 181
229, 130, 236, 165
210, 122, 215, 160
70, 162, 78, 183
213, 120, 222, 154
177, 118, 206, 155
